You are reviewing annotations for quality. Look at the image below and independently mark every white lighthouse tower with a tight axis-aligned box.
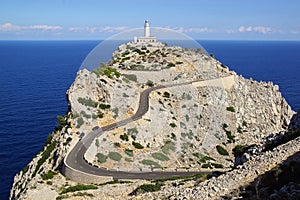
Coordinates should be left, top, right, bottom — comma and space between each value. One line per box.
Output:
144, 20, 150, 37
136, 20, 156, 43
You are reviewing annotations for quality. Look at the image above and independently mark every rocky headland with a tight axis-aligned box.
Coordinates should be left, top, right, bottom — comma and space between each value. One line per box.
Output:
10, 41, 299, 200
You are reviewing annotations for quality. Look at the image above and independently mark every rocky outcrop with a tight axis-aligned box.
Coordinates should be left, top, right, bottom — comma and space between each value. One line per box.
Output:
10, 42, 297, 200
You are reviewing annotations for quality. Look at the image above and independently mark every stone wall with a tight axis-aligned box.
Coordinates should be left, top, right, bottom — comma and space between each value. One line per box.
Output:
61, 159, 113, 184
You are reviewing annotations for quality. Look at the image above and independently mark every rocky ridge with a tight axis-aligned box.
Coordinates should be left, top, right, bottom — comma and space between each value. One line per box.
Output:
10, 41, 297, 200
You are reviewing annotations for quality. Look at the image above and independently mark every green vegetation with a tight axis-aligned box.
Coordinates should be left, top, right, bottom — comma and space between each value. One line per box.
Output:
132, 141, 144, 149
56, 115, 67, 131
199, 155, 215, 163
108, 152, 122, 161
97, 110, 104, 118
161, 141, 176, 155
42, 171, 57, 180
56, 193, 94, 200
95, 139, 99, 147
112, 107, 119, 118
22, 165, 29, 174
222, 123, 228, 129
127, 127, 138, 137
32, 141, 57, 177
124, 149, 133, 157
123, 74, 137, 82
63, 137, 72, 146
169, 123, 177, 128
96, 153, 107, 163
223, 123, 235, 143
170, 133, 177, 141
98, 179, 132, 186
216, 145, 229, 156
140, 159, 161, 168
93, 66, 121, 79
226, 130, 235, 143
226, 106, 235, 112
130, 183, 162, 195
167, 62, 175, 67
99, 103, 111, 110
232, 144, 255, 157
60, 184, 97, 194
146, 80, 154, 87
152, 152, 169, 161
80, 111, 91, 119
114, 142, 120, 148
45, 134, 53, 146
125, 157, 134, 162
163, 91, 170, 98
77, 97, 98, 108
120, 133, 129, 141
132, 48, 143, 54
192, 152, 203, 158
76, 117, 84, 128
153, 173, 208, 183
242, 120, 248, 127
211, 163, 224, 168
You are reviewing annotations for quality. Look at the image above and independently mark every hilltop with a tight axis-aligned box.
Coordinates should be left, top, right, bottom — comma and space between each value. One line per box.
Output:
10, 41, 299, 200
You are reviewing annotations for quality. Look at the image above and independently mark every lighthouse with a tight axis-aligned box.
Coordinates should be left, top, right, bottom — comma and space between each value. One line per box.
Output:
144, 20, 150, 37
136, 20, 157, 43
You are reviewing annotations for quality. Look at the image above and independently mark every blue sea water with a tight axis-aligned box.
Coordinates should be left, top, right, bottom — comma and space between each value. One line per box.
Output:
0, 40, 299, 199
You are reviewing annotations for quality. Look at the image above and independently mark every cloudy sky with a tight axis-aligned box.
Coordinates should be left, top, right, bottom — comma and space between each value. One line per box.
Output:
0, 0, 299, 40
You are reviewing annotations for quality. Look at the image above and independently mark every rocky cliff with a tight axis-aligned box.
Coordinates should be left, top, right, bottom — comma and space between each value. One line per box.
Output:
10, 41, 297, 200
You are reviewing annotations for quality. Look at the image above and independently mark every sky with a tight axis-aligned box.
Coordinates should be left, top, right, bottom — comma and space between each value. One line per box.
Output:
0, 0, 299, 40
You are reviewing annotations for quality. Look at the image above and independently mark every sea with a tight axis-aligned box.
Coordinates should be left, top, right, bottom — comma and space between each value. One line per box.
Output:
0, 40, 299, 199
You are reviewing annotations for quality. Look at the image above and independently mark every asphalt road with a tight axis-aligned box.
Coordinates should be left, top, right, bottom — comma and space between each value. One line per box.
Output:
65, 81, 206, 180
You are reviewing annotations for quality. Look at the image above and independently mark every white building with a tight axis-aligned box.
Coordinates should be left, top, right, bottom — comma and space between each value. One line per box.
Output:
135, 20, 157, 43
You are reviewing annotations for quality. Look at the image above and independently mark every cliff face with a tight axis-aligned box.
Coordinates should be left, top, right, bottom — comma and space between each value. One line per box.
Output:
10, 42, 296, 200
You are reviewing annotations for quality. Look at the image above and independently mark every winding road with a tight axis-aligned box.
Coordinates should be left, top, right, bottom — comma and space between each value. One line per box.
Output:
64, 76, 234, 180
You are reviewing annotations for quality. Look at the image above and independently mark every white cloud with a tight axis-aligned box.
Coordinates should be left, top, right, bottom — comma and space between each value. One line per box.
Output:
164, 26, 214, 33
68, 26, 129, 33
29, 25, 62, 30
0, 23, 22, 31
0, 22, 62, 32
238, 25, 272, 34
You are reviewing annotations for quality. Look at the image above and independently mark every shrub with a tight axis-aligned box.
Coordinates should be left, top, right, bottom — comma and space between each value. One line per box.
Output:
167, 62, 175, 67
140, 159, 161, 168
42, 171, 57, 180
169, 123, 177, 128
123, 74, 137, 82
60, 184, 98, 194
211, 163, 224, 168
226, 131, 235, 143
199, 156, 215, 163
163, 91, 170, 98
216, 145, 229, 156
152, 152, 169, 161
108, 152, 122, 161
124, 149, 133, 157
32, 141, 57, 177
99, 103, 111, 110
132, 183, 162, 194
125, 157, 134, 162
77, 97, 97, 108
132, 141, 144, 149
146, 80, 154, 87
96, 153, 107, 163
56, 115, 67, 131
226, 106, 235, 112
76, 117, 84, 128
222, 123, 228, 130
161, 141, 175, 155
120, 133, 129, 141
